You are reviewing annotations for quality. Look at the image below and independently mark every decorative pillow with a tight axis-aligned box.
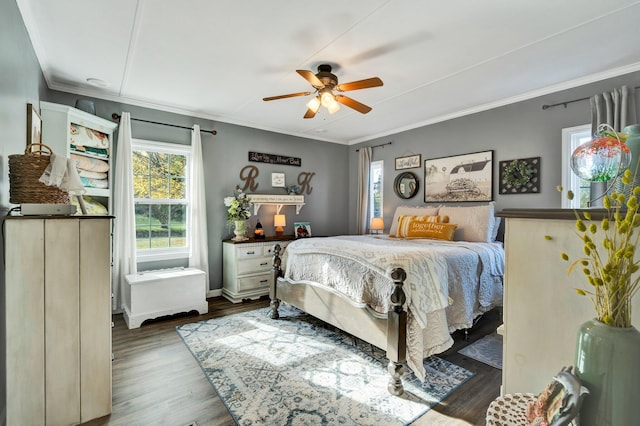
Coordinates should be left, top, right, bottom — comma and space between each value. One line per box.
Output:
389, 205, 440, 236
394, 214, 440, 237
71, 153, 110, 172
79, 169, 108, 180
72, 195, 108, 215
438, 202, 495, 242
394, 216, 457, 240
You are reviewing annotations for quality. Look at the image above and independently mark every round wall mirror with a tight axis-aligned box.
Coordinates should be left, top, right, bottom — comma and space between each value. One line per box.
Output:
394, 172, 419, 199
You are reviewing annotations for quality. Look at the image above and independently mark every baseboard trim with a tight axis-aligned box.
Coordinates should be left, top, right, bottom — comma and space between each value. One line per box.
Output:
207, 289, 222, 298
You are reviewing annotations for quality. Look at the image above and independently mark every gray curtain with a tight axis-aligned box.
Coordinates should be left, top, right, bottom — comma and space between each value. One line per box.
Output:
589, 85, 637, 205
356, 147, 372, 235
591, 85, 636, 134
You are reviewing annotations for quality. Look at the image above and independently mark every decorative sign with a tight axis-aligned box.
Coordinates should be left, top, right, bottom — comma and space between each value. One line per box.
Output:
249, 151, 301, 167
395, 154, 421, 170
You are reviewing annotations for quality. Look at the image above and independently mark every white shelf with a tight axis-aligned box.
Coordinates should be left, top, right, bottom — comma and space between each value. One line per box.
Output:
40, 101, 117, 214
248, 194, 305, 215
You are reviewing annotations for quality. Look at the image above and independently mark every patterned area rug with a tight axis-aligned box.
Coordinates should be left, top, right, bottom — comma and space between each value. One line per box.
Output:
458, 332, 503, 369
176, 306, 474, 426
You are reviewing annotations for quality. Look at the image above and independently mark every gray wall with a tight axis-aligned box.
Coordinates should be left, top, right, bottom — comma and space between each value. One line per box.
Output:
0, 0, 49, 423
349, 72, 640, 233
45, 91, 350, 288
3, 0, 640, 421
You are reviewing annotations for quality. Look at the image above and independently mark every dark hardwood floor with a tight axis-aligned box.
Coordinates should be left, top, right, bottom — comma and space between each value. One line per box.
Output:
84, 297, 501, 426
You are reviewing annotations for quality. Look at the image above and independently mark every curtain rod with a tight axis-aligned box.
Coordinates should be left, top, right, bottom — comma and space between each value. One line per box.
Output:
356, 141, 392, 152
111, 113, 217, 135
542, 85, 640, 110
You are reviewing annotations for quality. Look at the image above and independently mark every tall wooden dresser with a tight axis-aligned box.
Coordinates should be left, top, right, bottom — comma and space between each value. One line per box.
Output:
4, 216, 113, 425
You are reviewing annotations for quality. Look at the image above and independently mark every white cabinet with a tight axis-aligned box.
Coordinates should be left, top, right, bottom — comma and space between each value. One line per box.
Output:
4, 216, 112, 425
40, 101, 118, 213
223, 238, 292, 303
500, 210, 640, 395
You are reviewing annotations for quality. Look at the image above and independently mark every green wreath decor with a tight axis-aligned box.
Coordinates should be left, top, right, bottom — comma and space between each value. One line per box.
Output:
502, 159, 533, 188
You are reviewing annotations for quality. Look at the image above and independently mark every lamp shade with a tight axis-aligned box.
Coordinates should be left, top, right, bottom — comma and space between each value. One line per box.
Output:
274, 214, 286, 227
370, 217, 384, 231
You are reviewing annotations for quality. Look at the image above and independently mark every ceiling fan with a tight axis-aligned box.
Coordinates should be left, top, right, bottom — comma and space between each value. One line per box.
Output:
263, 64, 383, 119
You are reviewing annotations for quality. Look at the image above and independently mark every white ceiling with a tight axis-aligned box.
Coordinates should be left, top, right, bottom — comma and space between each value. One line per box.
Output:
17, 0, 640, 144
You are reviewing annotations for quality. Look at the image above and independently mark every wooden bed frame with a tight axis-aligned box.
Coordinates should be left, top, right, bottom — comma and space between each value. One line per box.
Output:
270, 243, 409, 395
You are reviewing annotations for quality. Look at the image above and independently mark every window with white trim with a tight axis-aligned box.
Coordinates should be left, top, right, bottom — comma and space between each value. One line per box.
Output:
131, 139, 190, 261
561, 124, 592, 208
370, 160, 383, 223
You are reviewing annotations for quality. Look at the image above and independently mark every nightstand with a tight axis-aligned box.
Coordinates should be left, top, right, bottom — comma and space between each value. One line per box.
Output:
222, 236, 294, 303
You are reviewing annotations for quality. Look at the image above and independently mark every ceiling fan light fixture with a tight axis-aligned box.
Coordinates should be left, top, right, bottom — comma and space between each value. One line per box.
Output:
327, 100, 340, 114
306, 96, 321, 113
320, 90, 334, 107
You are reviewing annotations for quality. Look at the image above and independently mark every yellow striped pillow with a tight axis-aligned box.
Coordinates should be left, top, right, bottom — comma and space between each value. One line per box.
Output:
394, 215, 457, 240
394, 215, 440, 237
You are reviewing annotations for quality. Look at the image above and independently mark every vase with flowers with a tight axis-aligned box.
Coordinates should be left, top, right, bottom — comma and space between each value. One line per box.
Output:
224, 186, 252, 241
557, 125, 640, 425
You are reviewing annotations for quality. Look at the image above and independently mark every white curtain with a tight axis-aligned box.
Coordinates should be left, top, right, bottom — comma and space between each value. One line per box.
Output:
111, 112, 137, 311
188, 125, 210, 286
356, 147, 372, 235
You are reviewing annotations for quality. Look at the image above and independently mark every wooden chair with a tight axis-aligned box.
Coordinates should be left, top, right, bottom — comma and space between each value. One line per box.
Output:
486, 366, 588, 426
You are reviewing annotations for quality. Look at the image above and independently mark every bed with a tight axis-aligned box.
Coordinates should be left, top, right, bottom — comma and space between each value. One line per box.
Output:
269, 203, 504, 395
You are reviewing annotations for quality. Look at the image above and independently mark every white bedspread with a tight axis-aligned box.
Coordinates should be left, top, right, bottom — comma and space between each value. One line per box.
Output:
282, 235, 504, 381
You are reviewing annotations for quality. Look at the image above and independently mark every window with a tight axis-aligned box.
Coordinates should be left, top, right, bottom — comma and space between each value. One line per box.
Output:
561, 124, 592, 208
132, 139, 190, 261
370, 160, 383, 223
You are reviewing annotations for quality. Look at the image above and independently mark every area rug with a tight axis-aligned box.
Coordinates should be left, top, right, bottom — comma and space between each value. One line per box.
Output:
458, 332, 503, 369
176, 305, 474, 426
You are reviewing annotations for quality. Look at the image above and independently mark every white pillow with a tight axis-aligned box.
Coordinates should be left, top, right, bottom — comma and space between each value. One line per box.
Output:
438, 202, 495, 242
389, 205, 440, 236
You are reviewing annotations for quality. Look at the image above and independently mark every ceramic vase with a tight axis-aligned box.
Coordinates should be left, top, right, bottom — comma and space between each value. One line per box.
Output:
232, 220, 248, 241
574, 319, 640, 425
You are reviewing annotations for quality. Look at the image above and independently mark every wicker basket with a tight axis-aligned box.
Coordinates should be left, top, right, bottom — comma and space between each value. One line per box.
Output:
9, 143, 70, 205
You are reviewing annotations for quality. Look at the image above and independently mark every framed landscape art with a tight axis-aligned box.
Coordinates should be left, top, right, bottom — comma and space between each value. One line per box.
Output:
424, 150, 493, 202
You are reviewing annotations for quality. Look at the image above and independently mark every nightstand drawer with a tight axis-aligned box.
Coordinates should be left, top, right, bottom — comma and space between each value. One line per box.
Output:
237, 273, 272, 292
237, 257, 272, 274
236, 246, 264, 259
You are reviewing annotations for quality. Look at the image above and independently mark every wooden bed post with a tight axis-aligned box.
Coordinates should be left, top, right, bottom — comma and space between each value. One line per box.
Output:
387, 267, 407, 396
270, 243, 282, 319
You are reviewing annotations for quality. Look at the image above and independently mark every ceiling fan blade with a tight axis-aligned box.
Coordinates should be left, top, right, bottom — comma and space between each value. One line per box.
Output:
336, 77, 383, 92
303, 108, 317, 119
296, 70, 325, 88
335, 95, 372, 114
263, 91, 313, 101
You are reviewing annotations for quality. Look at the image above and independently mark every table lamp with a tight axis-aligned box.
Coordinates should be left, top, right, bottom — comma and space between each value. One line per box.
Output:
370, 217, 384, 234
274, 214, 286, 237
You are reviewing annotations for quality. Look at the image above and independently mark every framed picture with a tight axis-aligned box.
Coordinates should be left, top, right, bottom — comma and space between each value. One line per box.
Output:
424, 150, 493, 202
26, 103, 42, 146
395, 154, 421, 170
499, 157, 540, 194
271, 172, 285, 187
294, 222, 311, 238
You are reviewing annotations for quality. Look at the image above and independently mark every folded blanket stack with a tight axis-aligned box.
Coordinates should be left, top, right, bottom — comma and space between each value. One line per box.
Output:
69, 123, 110, 190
